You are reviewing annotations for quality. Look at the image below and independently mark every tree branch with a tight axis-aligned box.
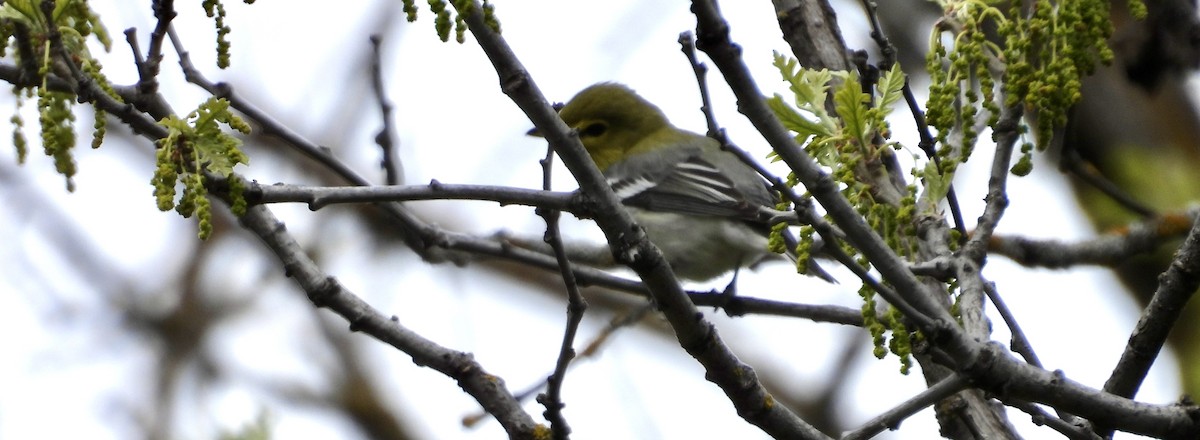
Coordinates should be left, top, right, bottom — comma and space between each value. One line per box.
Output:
236, 204, 539, 438
1104, 215, 1200, 399
989, 211, 1197, 268
843, 374, 970, 440
368, 34, 404, 186
536, 146, 586, 440
454, 1, 830, 438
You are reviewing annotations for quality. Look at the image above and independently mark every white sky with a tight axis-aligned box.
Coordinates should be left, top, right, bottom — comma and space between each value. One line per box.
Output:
0, 1, 1184, 439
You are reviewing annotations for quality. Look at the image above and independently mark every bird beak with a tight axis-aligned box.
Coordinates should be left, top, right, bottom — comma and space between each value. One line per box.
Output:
528, 102, 567, 137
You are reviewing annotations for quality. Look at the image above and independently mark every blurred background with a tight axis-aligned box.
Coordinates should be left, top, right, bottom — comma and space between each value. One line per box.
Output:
0, 1, 1191, 438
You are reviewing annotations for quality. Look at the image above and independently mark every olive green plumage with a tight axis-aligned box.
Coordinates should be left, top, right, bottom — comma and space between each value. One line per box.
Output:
552, 83, 831, 282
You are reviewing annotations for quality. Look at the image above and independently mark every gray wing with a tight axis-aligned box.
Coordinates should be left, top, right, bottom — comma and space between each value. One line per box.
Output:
606, 137, 839, 283
604, 141, 772, 220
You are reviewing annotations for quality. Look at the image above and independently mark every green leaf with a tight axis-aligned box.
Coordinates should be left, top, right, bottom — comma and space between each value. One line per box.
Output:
151, 97, 250, 239
876, 63, 906, 115
920, 160, 951, 203
774, 53, 829, 110
832, 71, 870, 149
0, 1, 39, 23
767, 94, 824, 141
805, 136, 841, 168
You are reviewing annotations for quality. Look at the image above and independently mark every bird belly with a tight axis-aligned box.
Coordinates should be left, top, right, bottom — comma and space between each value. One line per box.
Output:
628, 208, 772, 281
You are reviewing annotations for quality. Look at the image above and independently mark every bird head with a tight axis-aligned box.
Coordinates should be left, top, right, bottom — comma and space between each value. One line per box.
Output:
536, 83, 672, 171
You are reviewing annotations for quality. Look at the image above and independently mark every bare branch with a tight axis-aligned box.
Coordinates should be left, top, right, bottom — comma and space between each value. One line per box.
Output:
843, 374, 970, 440
236, 204, 539, 438
989, 211, 1197, 268
1104, 215, 1200, 399
455, 1, 831, 437
238, 180, 582, 213
368, 34, 403, 186
536, 145, 587, 439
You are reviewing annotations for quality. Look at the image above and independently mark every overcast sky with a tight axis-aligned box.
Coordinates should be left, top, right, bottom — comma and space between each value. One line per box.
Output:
0, 1, 1185, 439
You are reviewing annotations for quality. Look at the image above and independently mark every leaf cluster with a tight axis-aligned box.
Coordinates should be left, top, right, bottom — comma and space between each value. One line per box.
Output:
769, 54, 922, 370
151, 98, 251, 240
925, 0, 1137, 176
0, 0, 116, 191
403, 0, 501, 43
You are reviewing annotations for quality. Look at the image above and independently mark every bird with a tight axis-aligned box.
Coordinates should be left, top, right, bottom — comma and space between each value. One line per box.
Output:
537, 82, 835, 283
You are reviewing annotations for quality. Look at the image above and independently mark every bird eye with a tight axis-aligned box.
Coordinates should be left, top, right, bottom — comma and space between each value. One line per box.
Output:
578, 122, 607, 138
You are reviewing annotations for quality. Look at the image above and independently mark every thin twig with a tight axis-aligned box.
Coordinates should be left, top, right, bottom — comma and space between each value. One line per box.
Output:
950, 99, 1024, 346
902, 77, 968, 241
464, 305, 654, 428
961, 96, 1024, 263
983, 277, 1092, 432
223, 166, 871, 325
166, 26, 438, 257
678, 32, 720, 138
983, 282, 1040, 367
145, 0, 175, 86
120, 28, 174, 121
124, 28, 147, 80
863, 0, 968, 241
237, 204, 539, 437
859, 0, 895, 68
144, 0, 176, 94
988, 211, 1197, 268
368, 35, 403, 185
239, 180, 579, 211
842, 374, 970, 440
1059, 146, 1156, 218
1104, 214, 1200, 399
1004, 399, 1099, 440
117, 0, 176, 120
537, 146, 587, 439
